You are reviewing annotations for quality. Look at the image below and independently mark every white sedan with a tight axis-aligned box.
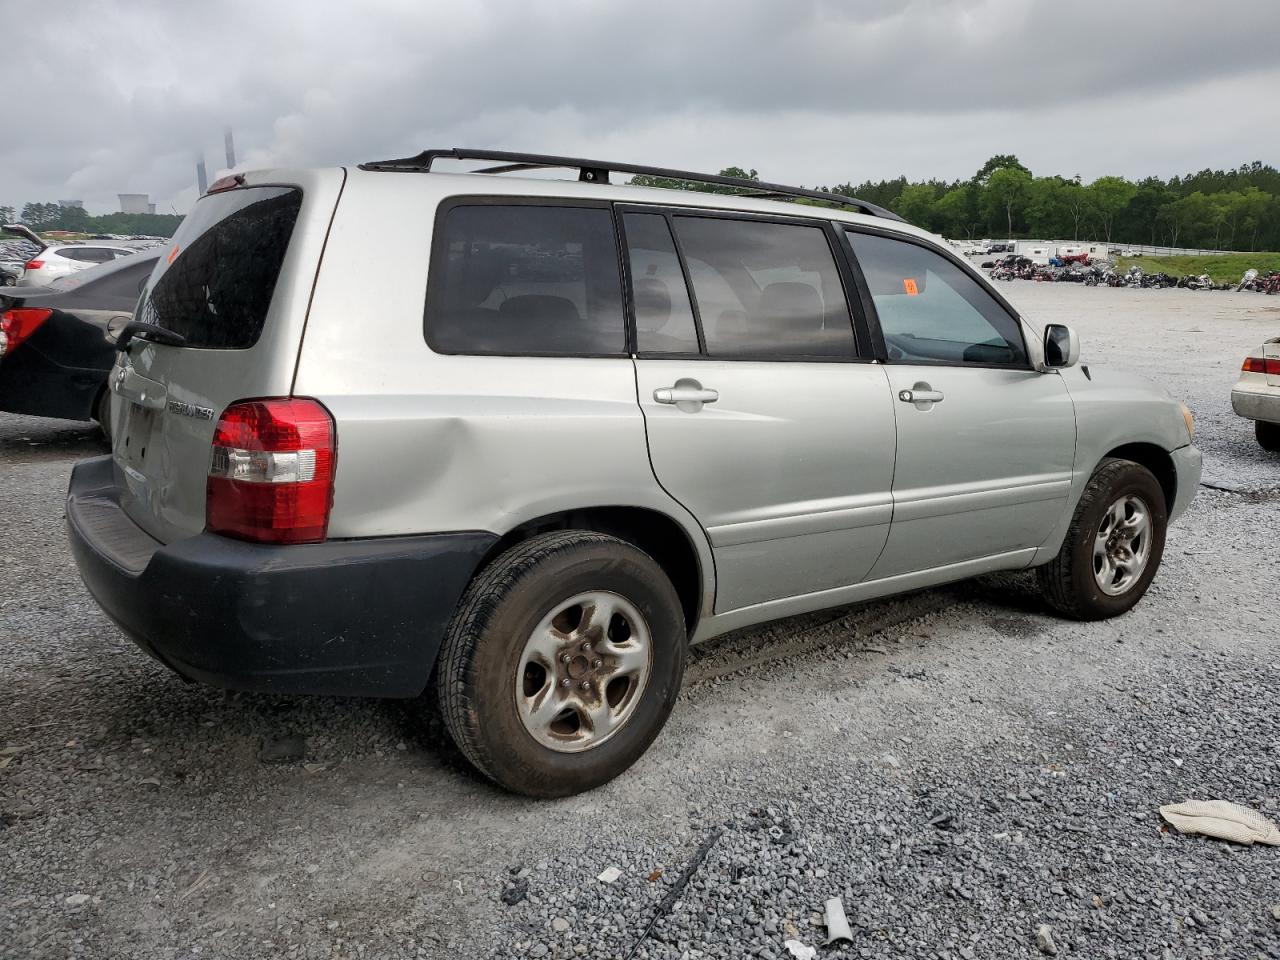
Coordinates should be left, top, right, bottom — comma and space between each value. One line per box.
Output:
1232, 338, 1280, 450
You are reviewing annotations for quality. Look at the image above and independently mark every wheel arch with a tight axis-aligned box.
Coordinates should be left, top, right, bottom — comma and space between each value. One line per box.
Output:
480, 506, 710, 635
1101, 442, 1177, 512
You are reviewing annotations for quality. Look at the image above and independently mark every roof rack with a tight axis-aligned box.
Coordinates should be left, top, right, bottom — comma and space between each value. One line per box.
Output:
358, 147, 904, 222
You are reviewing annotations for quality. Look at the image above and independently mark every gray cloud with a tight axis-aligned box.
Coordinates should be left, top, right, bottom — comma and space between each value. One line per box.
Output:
3, 0, 1277, 214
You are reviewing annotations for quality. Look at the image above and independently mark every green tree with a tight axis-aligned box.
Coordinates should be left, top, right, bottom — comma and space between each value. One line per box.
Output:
629, 166, 758, 195
934, 185, 981, 238
973, 154, 1031, 186
1060, 180, 1092, 241
892, 182, 938, 230
1124, 178, 1177, 245
1025, 176, 1083, 239
1160, 192, 1214, 248
983, 166, 1032, 239
0, 205, 14, 224
21, 202, 60, 227
56, 204, 90, 231
1086, 176, 1137, 244
1236, 187, 1274, 251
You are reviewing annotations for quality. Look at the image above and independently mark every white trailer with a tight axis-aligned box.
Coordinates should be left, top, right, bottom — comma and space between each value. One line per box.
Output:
1015, 240, 1053, 264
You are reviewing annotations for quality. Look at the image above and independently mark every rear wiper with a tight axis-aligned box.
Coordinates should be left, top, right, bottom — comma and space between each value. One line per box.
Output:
113, 320, 186, 352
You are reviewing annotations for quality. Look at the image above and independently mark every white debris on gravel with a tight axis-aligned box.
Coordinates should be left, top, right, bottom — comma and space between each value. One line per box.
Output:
1159, 799, 1280, 845
822, 896, 853, 944
1036, 922, 1059, 955
596, 866, 622, 884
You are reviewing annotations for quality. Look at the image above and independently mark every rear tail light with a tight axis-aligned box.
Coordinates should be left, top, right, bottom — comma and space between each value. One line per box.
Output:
206, 398, 336, 544
1242, 357, 1280, 375
0, 307, 53, 357
23, 259, 43, 270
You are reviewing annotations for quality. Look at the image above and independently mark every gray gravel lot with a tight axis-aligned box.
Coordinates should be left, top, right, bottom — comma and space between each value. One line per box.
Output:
2, 283, 1278, 959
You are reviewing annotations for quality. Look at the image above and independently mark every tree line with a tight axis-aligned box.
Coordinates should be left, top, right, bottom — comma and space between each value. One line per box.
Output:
639, 157, 1279, 251
6, 155, 1277, 250
1, 202, 183, 239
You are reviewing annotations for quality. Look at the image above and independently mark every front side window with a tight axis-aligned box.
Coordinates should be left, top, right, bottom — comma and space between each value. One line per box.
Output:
670, 217, 855, 359
426, 204, 625, 356
847, 230, 1027, 366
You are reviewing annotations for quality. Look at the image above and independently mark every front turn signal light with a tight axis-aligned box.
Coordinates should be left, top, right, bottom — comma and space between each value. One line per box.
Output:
1179, 403, 1195, 442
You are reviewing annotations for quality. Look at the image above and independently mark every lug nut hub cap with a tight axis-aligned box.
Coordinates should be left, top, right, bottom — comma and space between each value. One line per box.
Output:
1092, 494, 1152, 596
514, 591, 652, 753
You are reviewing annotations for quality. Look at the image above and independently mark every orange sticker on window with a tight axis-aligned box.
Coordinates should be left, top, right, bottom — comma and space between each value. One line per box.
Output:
903, 278, 919, 296
166, 244, 181, 265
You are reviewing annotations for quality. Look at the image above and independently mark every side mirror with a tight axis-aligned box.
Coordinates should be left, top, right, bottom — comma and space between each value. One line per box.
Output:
1043, 324, 1080, 369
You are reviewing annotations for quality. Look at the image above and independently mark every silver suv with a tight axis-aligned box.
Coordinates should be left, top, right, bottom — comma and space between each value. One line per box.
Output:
66, 150, 1201, 797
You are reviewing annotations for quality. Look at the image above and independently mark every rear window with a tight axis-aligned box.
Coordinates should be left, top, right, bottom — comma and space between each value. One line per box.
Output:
138, 186, 302, 349
425, 203, 625, 356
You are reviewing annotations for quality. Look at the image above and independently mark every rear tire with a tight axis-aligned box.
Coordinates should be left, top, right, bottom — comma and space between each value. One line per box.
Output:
94, 389, 113, 444
1256, 420, 1280, 452
436, 530, 686, 798
1037, 458, 1167, 621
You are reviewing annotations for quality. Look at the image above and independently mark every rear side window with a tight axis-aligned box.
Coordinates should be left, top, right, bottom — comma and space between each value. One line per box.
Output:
847, 230, 1028, 366
139, 186, 302, 349
621, 213, 700, 355
670, 217, 855, 359
426, 204, 625, 356
61, 247, 114, 263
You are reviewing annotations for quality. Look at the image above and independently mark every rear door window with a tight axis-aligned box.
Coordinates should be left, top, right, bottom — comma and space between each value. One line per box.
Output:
138, 186, 302, 349
670, 216, 855, 359
621, 213, 700, 355
847, 230, 1028, 366
425, 203, 626, 356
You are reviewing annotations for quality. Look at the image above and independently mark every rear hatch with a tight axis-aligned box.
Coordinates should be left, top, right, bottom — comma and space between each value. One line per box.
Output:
1266, 338, 1280, 388
111, 169, 344, 544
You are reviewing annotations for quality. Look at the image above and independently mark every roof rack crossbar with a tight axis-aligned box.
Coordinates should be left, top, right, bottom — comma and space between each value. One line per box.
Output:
358, 148, 904, 221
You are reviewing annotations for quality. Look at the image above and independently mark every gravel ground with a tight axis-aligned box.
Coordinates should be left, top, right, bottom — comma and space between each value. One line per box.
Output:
2, 284, 1279, 959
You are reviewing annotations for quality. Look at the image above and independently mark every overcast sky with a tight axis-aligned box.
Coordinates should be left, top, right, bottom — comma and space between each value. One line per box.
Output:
5, 0, 1277, 215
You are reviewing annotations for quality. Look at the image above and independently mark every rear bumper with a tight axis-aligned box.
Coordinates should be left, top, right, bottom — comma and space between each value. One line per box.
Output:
1231, 387, 1280, 424
66, 455, 497, 697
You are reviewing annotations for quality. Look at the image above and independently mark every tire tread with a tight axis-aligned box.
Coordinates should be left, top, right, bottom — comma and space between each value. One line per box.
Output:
436, 530, 641, 789
1038, 458, 1142, 619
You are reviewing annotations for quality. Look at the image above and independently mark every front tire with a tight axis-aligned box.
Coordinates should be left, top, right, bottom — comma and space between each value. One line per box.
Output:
1037, 458, 1167, 620
436, 530, 686, 798
1257, 420, 1280, 452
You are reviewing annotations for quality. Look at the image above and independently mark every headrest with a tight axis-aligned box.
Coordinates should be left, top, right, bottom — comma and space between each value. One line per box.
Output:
633, 277, 671, 321
755, 282, 823, 330
498, 294, 581, 324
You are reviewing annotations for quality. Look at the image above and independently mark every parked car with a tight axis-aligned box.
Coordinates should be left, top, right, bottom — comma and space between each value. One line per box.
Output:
0, 250, 159, 439
0, 220, 142, 286
1231, 339, 1280, 450
2, 223, 45, 286
65, 150, 1201, 797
